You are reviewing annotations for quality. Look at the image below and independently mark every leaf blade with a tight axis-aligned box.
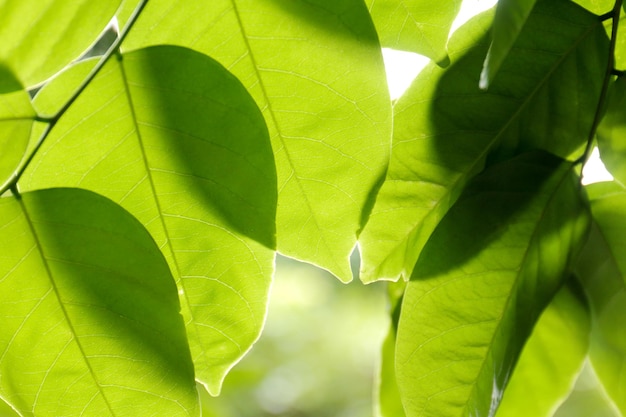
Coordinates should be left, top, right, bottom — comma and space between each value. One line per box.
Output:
21, 45, 277, 395
395, 151, 590, 417
359, 0, 608, 282
0, 0, 122, 87
0, 188, 198, 416
122, 0, 392, 281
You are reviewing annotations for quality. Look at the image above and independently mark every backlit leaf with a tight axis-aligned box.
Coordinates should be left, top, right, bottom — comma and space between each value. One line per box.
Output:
359, 0, 607, 282
495, 282, 590, 417
480, 0, 539, 88
122, 0, 392, 282
0, 64, 35, 192
395, 151, 590, 417
21, 45, 277, 395
576, 181, 626, 414
0, 0, 122, 87
598, 76, 626, 185
0, 188, 198, 416
365, 0, 462, 64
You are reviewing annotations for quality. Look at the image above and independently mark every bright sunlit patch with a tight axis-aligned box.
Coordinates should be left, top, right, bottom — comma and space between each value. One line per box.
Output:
582, 147, 614, 185
451, 0, 498, 34
381, 48, 429, 100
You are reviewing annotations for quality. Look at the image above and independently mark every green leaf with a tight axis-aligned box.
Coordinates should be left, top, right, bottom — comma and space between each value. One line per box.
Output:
0, 0, 122, 87
21, 45, 277, 395
122, 0, 392, 282
0, 187, 198, 416
0, 64, 35, 192
495, 281, 590, 417
375, 281, 407, 417
480, 0, 539, 88
598, 76, 626, 185
365, 0, 462, 64
576, 181, 626, 414
395, 151, 591, 417
359, 0, 607, 282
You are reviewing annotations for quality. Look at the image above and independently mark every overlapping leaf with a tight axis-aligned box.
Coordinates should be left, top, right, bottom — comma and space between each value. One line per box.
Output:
121, 0, 392, 281
21, 45, 277, 395
576, 181, 626, 414
0, 187, 198, 416
480, 0, 538, 88
365, 0, 462, 64
359, 0, 607, 282
495, 282, 590, 417
0, 65, 35, 192
0, 0, 121, 87
598, 76, 626, 185
395, 151, 590, 417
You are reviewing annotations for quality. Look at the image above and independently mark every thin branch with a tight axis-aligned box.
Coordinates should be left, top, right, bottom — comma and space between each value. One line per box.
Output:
0, 0, 149, 197
576, 0, 623, 168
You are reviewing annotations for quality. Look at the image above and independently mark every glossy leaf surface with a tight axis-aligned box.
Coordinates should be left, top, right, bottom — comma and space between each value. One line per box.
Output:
395, 152, 590, 417
122, 0, 392, 281
480, 0, 538, 88
365, 0, 462, 64
359, 0, 607, 282
598, 76, 626, 185
0, 0, 121, 87
495, 282, 590, 417
576, 182, 626, 414
0, 65, 35, 191
0, 188, 198, 416
21, 45, 277, 395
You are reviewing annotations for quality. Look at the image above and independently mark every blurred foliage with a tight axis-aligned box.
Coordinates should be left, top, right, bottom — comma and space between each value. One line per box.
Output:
198, 255, 388, 417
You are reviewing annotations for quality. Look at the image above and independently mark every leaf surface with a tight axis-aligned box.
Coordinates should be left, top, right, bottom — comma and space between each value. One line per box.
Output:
359, 0, 607, 282
0, 65, 35, 192
365, 0, 462, 64
0, 0, 121, 87
21, 45, 277, 395
495, 282, 590, 417
0, 188, 198, 416
395, 151, 590, 417
576, 181, 626, 414
122, 0, 392, 281
480, 0, 538, 88
598, 76, 626, 185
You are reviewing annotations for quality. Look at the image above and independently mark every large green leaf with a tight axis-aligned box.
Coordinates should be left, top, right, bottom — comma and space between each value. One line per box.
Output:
359, 0, 607, 282
480, 0, 539, 88
0, 187, 198, 416
0, 0, 121, 87
365, 0, 462, 64
598, 76, 626, 185
495, 281, 590, 417
21, 45, 277, 395
121, 0, 392, 282
395, 151, 590, 417
576, 181, 626, 414
0, 64, 35, 192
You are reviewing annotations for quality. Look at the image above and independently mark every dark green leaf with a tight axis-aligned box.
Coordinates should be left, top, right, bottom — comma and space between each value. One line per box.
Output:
395, 151, 590, 417
0, 188, 198, 416
365, 0, 462, 64
359, 0, 607, 282
598, 76, 626, 185
122, 0, 392, 281
495, 282, 590, 417
0, 0, 121, 87
480, 0, 538, 88
21, 45, 277, 395
576, 181, 626, 414
0, 64, 35, 192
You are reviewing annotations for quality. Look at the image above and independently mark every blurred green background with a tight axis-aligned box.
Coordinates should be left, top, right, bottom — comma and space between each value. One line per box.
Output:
0, 255, 621, 416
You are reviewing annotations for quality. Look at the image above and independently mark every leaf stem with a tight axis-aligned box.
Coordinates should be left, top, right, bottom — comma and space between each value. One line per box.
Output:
0, 0, 149, 197
576, 0, 623, 169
